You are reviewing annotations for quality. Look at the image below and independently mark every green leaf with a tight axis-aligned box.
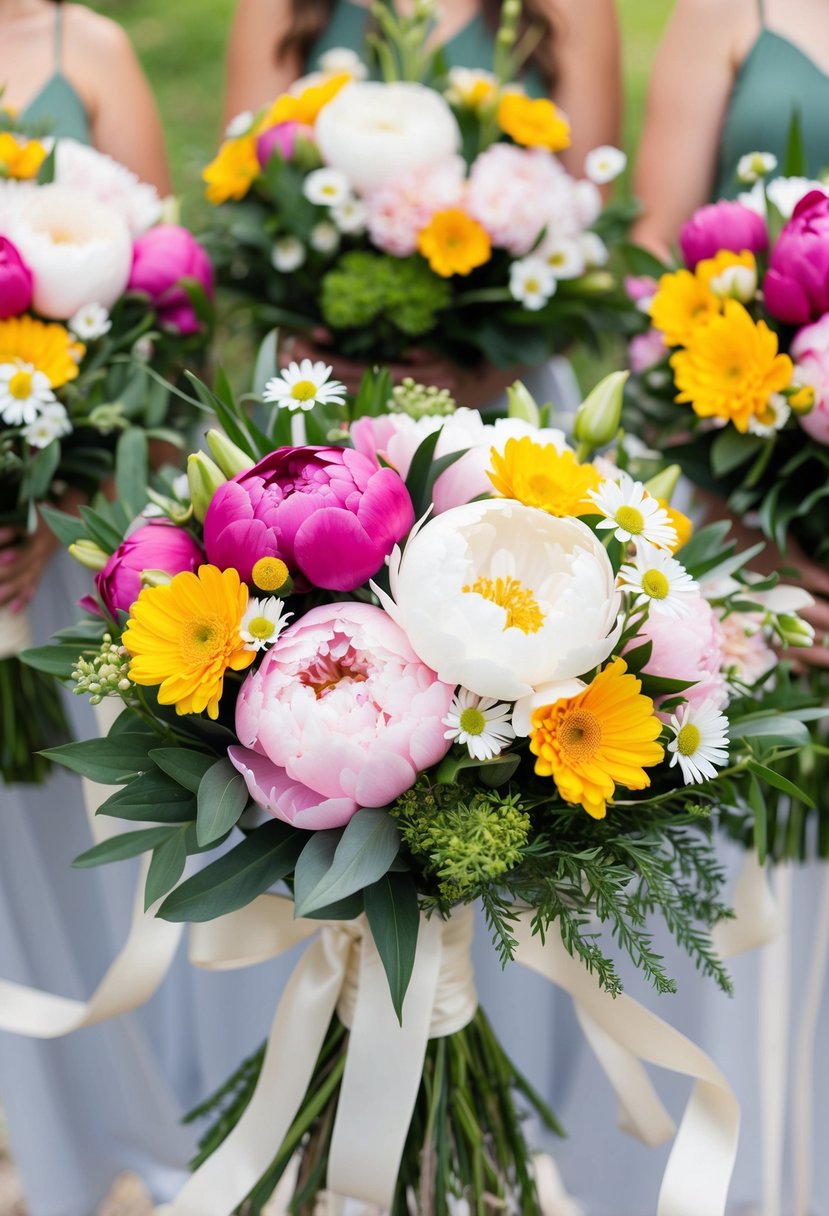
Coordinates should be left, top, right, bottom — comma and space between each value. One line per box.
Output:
404, 428, 441, 517
746, 760, 815, 807
150, 748, 218, 794
22, 642, 94, 679
97, 770, 196, 823
115, 427, 150, 518
78, 505, 124, 554
436, 751, 521, 786
293, 809, 400, 918
710, 429, 765, 478
42, 733, 152, 784
730, 713, 810, 748
74, 826, 175, 868
364, 872, 419, 1023
196, 758, 249, 846
39, 505, 88, 548
783, 110, 806, 177
252, 328, 280, 397
158, 821, 304, 922
144, 830, 188, 908
748, 774, 768, 864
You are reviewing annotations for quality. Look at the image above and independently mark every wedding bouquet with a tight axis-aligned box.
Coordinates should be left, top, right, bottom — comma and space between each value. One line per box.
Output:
623, 151, 829, 859
27, 361, 813, 1214
201, 0, 628, 371
0, 130, 214, 782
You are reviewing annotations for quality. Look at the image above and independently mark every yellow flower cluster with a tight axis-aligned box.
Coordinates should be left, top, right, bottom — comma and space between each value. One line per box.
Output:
0, 132, 47, 180
0, 316, 84, 387
497, 93, 571, 152
488, 436, 602, 517
417, 208, 491, 278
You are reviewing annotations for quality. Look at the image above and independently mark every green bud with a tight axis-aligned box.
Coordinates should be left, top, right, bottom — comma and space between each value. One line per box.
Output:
206, 429, 255, 478
573, 371, 629, 453
506, 381, 541, 428
68, 539, 109, 571
140, 569, 174, 589
644, 464, 682, 505
775, 613, 815, 649
146, 487, 193, 525
160, 195, 181, 225
87, 402, 128, 434
568, 269, 615, 296
187, 452, 227, 523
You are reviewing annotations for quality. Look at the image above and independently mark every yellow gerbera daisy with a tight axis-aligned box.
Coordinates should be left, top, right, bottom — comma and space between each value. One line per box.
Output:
649, 269, 721, 347
123, 565, 255, 719
203, 136, 260, 205
261, 72, 351, 129
0, 316, 84, 387
529, 657, 664, 819
660, 500, 693, 552
0, 132, 47, 180
418, 208, 491, 277
488, 436, 602, 517
497, 93, 571, 152
671, 299, 793, 433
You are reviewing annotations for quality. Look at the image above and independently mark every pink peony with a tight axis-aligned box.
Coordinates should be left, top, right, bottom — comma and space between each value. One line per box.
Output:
95, 521, 204, 617
0, 236, 33, 318
632, 593, 728, 714
764, 192, 829, 325
257, 121, 311, 166
717, 610, 776, 686
791, 312, 829, 444
228, 601, 455, 829
128, 225, 214, 335
467, 145, 592, 257
679, 200, 767, 269
365, 156, 466, 256
203, 445, 414, 591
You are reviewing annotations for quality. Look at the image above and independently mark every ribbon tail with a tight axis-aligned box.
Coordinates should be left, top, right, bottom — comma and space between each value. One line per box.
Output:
792, 862, 829, 1216
0, 601, 32, 659
712, 850, 780, 961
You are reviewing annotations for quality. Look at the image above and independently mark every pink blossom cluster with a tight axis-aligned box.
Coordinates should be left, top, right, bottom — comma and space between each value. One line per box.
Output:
364, 156, 466, 256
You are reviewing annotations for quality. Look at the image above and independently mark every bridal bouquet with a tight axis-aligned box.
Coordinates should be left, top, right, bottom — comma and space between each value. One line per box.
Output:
28, 362, 813, 1213
624, 154, 829, 858
0, 131, 213, 782
202, 0, 627, 370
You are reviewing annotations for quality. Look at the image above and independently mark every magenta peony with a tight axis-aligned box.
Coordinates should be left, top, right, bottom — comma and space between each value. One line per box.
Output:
791, 312, 829, 444
203, 446, 414, 591
764, 192, 829, 326
632, 592, 727, 714
257, 121, 311, 167
128, 225, 214, 335
0, 236, 33, 319
95, 522, 204, 616
678, 201, 767, 269
228, 601, 455, 829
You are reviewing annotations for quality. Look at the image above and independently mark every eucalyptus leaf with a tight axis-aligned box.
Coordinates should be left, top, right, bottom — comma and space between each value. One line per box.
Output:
364, 872, 419, 1023
98, 770, 196, 824
746, 760, 815, 807
293, 809, 400, 918
42, 733, 152, 784
150, 748, 218, 794
144, 830, 188, 909
74, 826, 175, 868
196, 759, 249, 846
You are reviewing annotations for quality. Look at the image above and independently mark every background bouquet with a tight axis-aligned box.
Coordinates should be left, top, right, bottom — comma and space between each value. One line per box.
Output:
202, 0, 629, 372
25, 361, 815, 1213
0, 129, 214, 782
623, 146, 829, 859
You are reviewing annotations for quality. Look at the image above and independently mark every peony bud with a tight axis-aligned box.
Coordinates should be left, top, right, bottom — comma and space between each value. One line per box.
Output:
140, 568, 174, 589
69, 539, 109, 571
644, 464, 682, 505
775, 613, 815, 648
506, 381, 541, 427
206, 429, 255, 477
573, 371, 629, 454
188, 452, 227, 523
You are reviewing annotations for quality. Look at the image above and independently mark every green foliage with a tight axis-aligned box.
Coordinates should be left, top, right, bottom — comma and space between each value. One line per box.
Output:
321, 251, 451, 340
293, 809, 401, 918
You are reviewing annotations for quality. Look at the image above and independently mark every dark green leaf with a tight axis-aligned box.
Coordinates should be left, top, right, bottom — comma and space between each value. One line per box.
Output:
97, 770, 196, 823
404, 429, 441, 517
21, 643, 93, 679
746, 759, 815, 807
144, 830, 188, 908
74, 826, 174, 868
39, 505, 88, 548
748, 774, 767, 864
435, 751, 521, 785
710, 429, 764, 478
783, 110, 806, 177
196, 759, 249, 846
150, 748, 218, 793
364, 872, 419, 1023
115, 427, 150, 518
730, 714, 810, 748
78, 505, 124, 554
293, 809, 400, 918
42, 733, 152, 784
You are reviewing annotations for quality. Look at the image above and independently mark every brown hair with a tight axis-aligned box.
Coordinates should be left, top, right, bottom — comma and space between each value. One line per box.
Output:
277, 1, 558, 92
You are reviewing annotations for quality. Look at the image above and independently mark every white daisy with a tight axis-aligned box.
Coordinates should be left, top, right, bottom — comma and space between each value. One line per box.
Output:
69, 302, 112, 341
310, 220, 340, 254
736, 151, 777, 184
443, 688, 516, 762
580, 231, 609, 267
224, 110, 255, 139
667, 701, 730, 785
539, 236, 586, 280
318, 47, 368, 80
589, 472, 678, 550
747, 393, 791, 437
303, 167, 350, 207
618, 545, 699, 618
584, 145, 627, 185
271, 235, 306, 273
262, 359, 347, 412
0, 361, 56, 426
330, 195, 367, 234
509, 257, 557, 311
22, 402, 71, 448
240, 596, 292, 652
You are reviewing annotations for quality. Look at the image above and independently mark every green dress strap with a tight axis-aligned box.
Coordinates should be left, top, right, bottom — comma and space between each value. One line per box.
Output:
21, 4, 92, 145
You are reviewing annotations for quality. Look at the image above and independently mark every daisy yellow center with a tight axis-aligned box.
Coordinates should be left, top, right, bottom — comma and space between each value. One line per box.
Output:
459, 706, 487, 736
615, 505, 644, 535
8, 370, 33, 399
252, 557, 289, 592
558, 708, 603, 762
755, 401, 776, 426
641, 569, 670, 600
463, 575, 544, 634
247, 615, 275, 640
181, 616, 226, 663
525, 276, 541, 291
676, 723, 702, 756
290, 379, 319, 402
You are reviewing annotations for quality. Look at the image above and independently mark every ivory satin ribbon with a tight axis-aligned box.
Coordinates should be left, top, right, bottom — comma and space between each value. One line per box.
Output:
0, 603, 32, 660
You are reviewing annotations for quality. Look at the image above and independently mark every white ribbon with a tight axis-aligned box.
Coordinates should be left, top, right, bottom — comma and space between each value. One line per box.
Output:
0, 602, 32, 660
792, 862, 829, 1216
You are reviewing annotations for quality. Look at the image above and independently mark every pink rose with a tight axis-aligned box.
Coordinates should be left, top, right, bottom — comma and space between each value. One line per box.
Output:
95, 522, 204, 616
632, 593, 727, 714
679, 201, 767, 269
229, 601, 455, 829
257, 121, 312, 166
791, 312, 829, 444
128, 225, 214, 335
765, 191, 829, 325
0, 236, 33, 318
203, 445, 414, 591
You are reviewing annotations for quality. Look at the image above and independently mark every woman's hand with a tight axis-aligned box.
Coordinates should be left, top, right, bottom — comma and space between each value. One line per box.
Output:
0, 515, 61, 613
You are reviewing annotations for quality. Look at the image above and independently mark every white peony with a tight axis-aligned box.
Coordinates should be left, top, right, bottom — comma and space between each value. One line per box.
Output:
315, 81, 461, 195
9, 185, 133, 319
373, 499, 622, 701
740, 175, 829, 220
50, 138, 163, 235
